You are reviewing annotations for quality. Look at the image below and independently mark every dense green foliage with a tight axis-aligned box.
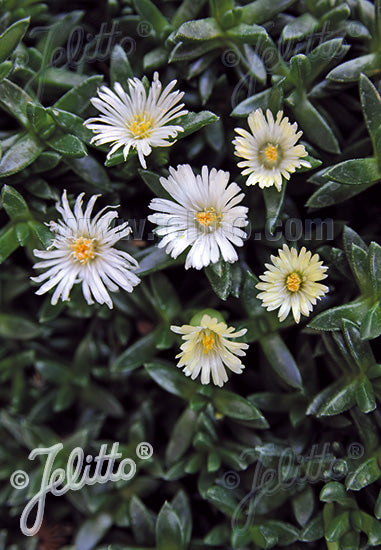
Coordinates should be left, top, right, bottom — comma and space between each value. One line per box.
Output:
1, 0, 381, 548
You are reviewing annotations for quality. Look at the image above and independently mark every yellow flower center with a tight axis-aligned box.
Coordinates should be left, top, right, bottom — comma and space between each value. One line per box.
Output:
71, 237, 95, 263
195, 208, 221, 231
201, 332, 215, 353
286, 272, 302, 292
129, 112, 153, 138
259, 143, 281, 168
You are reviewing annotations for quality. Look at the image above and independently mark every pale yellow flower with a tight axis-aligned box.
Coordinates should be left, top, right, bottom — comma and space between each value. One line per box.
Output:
171, 314, 248, 386
233, 109, 310, 191
256, 245, 328, 323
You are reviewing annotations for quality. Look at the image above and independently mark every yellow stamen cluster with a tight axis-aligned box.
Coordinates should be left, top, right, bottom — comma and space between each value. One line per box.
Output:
259, 143, 280, 168
201, 331, 215, 353
129, 112, 153, 138
71, 237, 95, 263
195, 208, 220, 230
286, 272, 302, 292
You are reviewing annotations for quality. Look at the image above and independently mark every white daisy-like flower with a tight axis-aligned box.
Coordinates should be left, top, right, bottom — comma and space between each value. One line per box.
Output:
148, 164, 248, 270
31, 190, 140, 308
171, 313, 248, 386
255, 244, 329, 323
84, 71, 188, 168
233, 109, 311, 191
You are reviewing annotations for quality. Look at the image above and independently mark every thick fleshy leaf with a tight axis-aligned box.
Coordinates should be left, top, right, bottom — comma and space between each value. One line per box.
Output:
292, 487, 314, 527
28, 221, 54, 248
289, 54, 312, 85
36, 10, 83, 56
47, 108, 92, 143
368, 241, 381, 296
260, 332, 303, 389
231, 87, 274, 117
1, 185, 30, 221
263, 183, 287, 235
149, 273, 181, 321
342, 319, 375, 369
111, 331, 157, 373
171, 0, 208, 27
251, 521, 299, 547
110, 44, 133, 86
0, 314, 41, 340
375, 490, 381, 520
306, 380, 345, 418
0, 133, 44, 177
171, 491, 192, 546
360, 512, 381, 545
300, 514, 324, 542
325, 157, 381, 185
26, 104, 56, 138
343, 225, 368, 257
0, 79, 37, 126
0, 227, 19, 263
212, 389, 265, 420
327, 53, 381, 82
144, 47, 169, 70
0, 18, 29, 63
281, 13, 317, 42
0, 60, 12, 82
286, 93, 340, 154
173, 110, 219, 139
226, 23, 268, 44
350, 244, 370, 294
166, 408, 198, 464
346, 457, 381, 490
15, 223, 30, 245
75, 513, 112, 550
133, 0, 172, 37
145, 361, 198, 399
205, 261, 232, 301
169, 40, 222, 62
306, 179, 374, 208
241, 0, 297, 25
361, 302, 381, 340
64, 156, 111, 191
307, 38, 348, 83
325, 512, 350, 542
54, 75, 103, 114
176, 17, 221, 41
355, 376, 376, 413
320, 482, 347, 503
308, 300, 369, 331
323, 1, 351, 21
360, 74, 381, 150
241, 270, 264, 318
205, 485, 239, 517
129, 496, 155, 546
48, 133, 87, 158
308, 378, 358, 417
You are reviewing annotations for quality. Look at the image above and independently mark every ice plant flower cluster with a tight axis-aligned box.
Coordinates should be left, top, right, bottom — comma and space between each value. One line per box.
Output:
233, 109, 310, 191
84, 72, 188, 168
255, 245, 328, 323
148, 164, 248, 270
171, 313, 248, 386
31, 191, 140, 308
